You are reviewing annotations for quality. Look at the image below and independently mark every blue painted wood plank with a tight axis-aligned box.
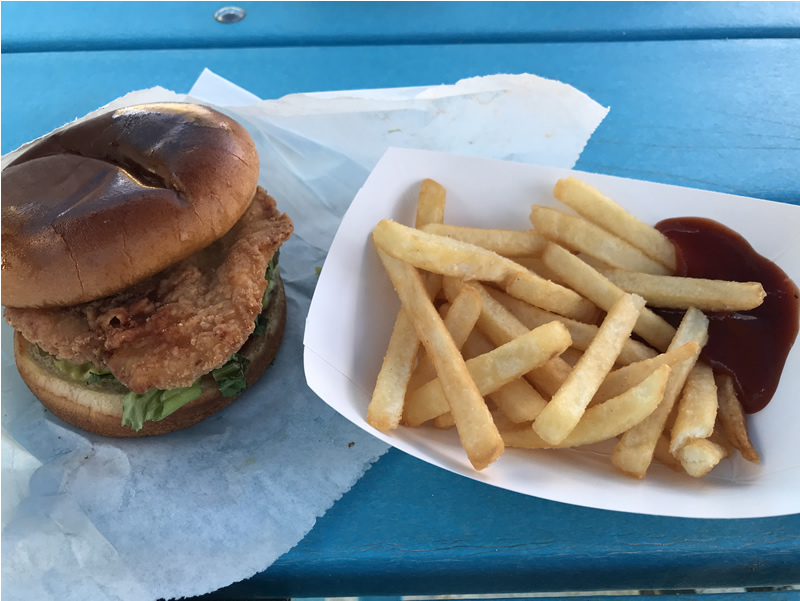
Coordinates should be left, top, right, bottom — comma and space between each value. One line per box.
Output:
3, 40, 798, 204
2, 1, 800, 53
3, 38, 800, 599
254, 594, 800, 601
212, 451, 800, 598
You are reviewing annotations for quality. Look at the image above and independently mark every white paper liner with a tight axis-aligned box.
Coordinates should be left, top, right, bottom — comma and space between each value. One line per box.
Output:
1, 70, 608, 601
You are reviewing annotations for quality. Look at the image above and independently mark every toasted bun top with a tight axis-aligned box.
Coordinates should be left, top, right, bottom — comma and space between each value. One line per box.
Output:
1, 103, 260, 308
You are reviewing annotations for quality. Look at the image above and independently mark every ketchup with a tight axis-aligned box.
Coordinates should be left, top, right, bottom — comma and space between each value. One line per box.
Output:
655, 217, 799, 413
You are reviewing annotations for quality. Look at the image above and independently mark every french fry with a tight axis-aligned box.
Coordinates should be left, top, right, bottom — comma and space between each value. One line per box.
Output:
409, 290, 483, 426
374, 219, 527, 282
367, 309, 421, 431
486, 286, 658, 365
553, 176, 678, 272
504, 270, 598, 322
559, 347, 584, 367
414, 180, 447, 296
371, 231, 448, 430
677, 438, 727, 478
373, 219, 596, 321
461, 328, 548, 423
501, 365, 670, 448
653, 433, 683, 472
542, 242, 676, 351
407, 287, 483, 393
527, 357, 573, 399
489, 408, 519, 432
489, 378, 550, 424
530, 206, 671, 275
669, 362, 718, 455
591, 342, 699, 405
503, 270, 599, 323
612, 307, 709, 479
415, 178, 446, 228
421, 223, 548, 258
433, 413, 456, 430
459, 280, 573, 396
709, 421, 735, 458
715, 373, 761, 463
596, 267, 766, 312
403, 321, 572, 427
532, 293, 647, 445
513, 256, 569, 286
374, 247, 503, 470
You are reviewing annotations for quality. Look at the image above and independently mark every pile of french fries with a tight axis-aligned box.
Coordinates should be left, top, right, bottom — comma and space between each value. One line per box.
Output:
368, 176, 762, 478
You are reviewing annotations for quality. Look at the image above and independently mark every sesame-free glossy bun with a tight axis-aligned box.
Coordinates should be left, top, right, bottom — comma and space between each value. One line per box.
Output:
1, 103, 259, 309
13, 275, 287, 438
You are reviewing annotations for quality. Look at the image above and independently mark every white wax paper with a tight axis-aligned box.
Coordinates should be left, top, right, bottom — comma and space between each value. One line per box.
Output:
305, 147, 800, 519
1, 70, 608, 601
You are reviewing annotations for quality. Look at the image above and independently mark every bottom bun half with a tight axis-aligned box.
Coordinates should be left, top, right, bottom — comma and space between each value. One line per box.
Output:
14, 275, 287, 438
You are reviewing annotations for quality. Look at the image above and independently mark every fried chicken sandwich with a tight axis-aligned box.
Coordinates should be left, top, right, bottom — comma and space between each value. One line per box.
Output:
2, 103, 294, 437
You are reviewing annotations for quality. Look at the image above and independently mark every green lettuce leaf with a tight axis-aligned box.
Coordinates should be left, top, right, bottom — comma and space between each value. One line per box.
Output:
122, 381, 202, 432
212, 353, 250, 397
253, 314, 268, 337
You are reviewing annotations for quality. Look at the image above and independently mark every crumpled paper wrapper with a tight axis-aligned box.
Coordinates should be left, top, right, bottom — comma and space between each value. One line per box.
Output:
1, 69, 608, 601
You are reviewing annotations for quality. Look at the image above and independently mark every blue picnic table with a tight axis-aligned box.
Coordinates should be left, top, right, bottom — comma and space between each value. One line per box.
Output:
2, 2, 799, 600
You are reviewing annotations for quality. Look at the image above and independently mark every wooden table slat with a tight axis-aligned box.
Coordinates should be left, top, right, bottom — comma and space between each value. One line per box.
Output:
2, 1, 800, 53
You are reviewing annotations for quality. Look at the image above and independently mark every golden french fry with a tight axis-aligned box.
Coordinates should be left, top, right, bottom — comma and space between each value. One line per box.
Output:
461, 328, 548, 423
653, 433, 683, 472
591, 342, 699, 406
715, 373, 761, 463
371, 255, 445, 431
415, 181, 448, 298
408, 289, 482, 426
504, 270, 598, 322
421, 223, 548, 258
526, 357, 573, 399
373, 220, 596, 321
596, 267, 766, 312
670, 362, 718, 455
368, 309, 420, 431
415, 179, 446, 228
612, 307, 709, 479
677, 438, 727, 478
489, 409, 520, 432
513, 256, 569, 286
530, 206, 671, 275
532, 293, 647, 445
374, 219, 528, 282
559, 347, 584, 367
542, 243, 676, 351
407, 287, 483, 393
487, 286, 657, 365
374, 246, 503, 470
441, 274, 465, 303
553, 176, 677, 272
403, 321, 572, 427
433, 413, 456, 430
462, 280, 573, 396
490, 378, 550, 423
709, 421, 735, 458
502, 365, 670, 449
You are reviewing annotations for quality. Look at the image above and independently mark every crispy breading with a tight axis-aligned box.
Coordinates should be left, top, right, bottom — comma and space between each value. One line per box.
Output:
5, 188, 293, 394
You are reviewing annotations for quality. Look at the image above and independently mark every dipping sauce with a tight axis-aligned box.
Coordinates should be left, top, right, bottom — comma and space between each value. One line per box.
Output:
655, 217, 799, 413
